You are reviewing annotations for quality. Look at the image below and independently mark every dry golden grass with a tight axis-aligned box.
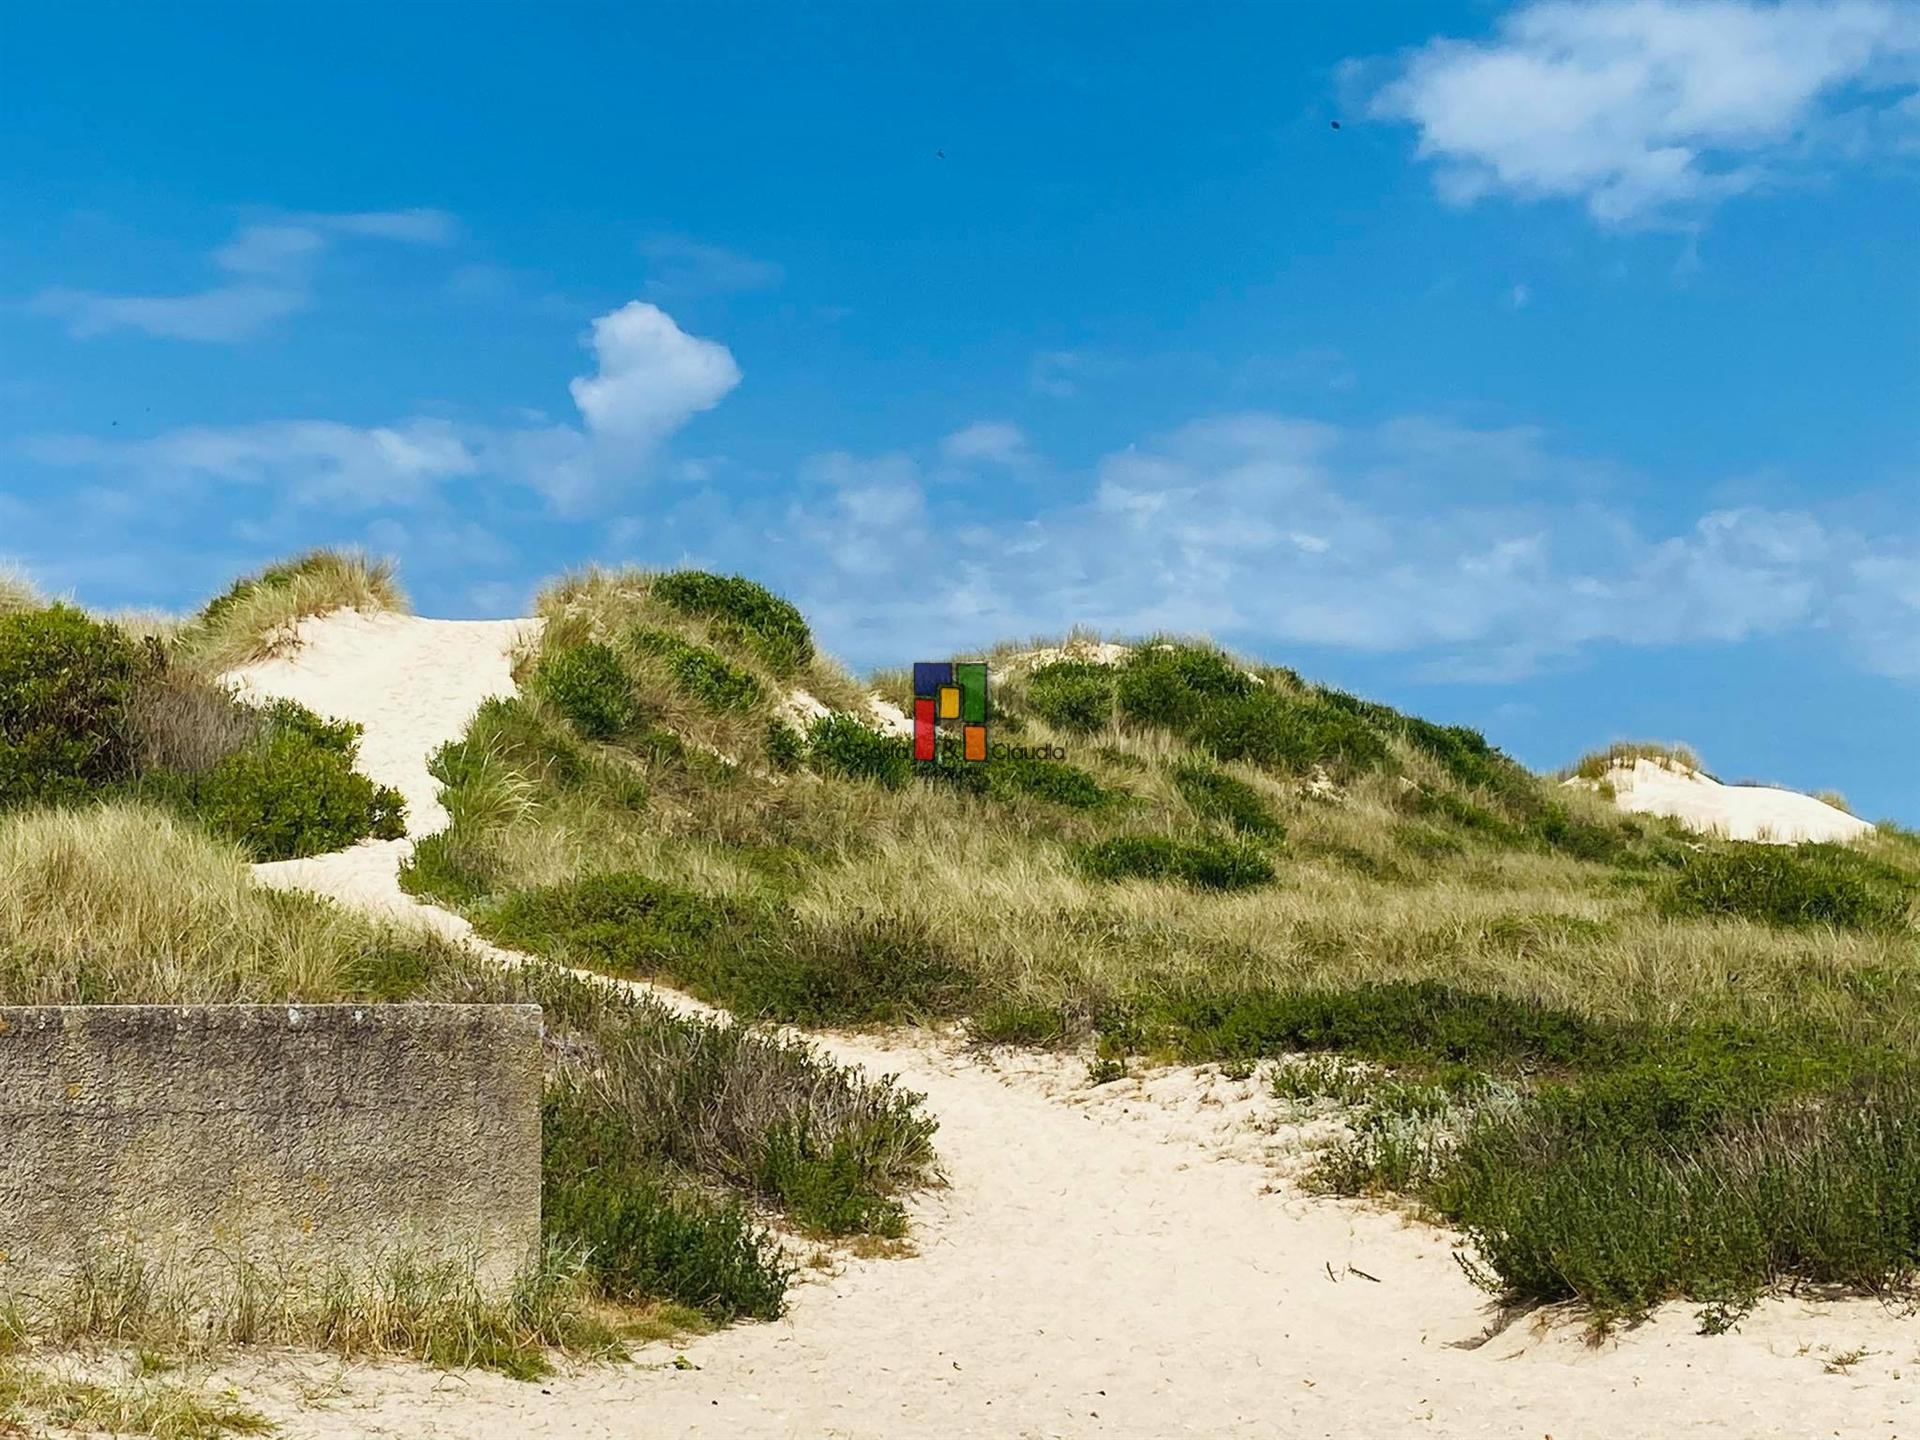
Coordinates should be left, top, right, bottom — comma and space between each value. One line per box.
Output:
178, 548, 408, 673
414, 604, 1920, 1057
1567, 739, 1707, 780
0, 562, 42, 617
0, 802, 434, 1005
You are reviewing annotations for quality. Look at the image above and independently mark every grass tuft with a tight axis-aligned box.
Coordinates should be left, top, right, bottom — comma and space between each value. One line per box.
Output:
182, 549, 407, 671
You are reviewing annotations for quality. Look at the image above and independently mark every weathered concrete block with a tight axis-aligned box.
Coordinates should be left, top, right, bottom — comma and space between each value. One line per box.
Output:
0, 1004, 541, 1296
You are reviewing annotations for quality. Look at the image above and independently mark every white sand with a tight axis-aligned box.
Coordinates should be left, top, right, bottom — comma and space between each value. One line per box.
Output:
227, 611, 1919, 1439
1582, 757, 1872, 845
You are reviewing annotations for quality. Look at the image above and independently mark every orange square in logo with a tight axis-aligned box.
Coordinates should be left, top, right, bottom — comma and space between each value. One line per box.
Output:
963, 724, 987, 761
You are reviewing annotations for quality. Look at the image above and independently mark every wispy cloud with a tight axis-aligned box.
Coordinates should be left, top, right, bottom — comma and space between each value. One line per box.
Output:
640, 233, 784, 298
940, 421, 1031, 467
1371, 0, 1920, 226
742, 414, 1920, 680
27, 299, 740, 515
29, 209, 458, 342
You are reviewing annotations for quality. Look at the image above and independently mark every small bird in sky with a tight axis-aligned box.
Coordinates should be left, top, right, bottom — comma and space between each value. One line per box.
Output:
937, 149, 945, 159
1330, 120, 1341, 130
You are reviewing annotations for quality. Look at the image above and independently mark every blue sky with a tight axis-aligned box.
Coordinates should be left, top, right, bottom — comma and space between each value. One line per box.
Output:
3, 2, 1917, 816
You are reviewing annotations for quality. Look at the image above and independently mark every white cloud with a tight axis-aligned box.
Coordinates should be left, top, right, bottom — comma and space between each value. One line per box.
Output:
35, 419, 478, 509
750, 414, 1919, 680
29, 210, 458, 342
567, 302, 742, 455
27, 299, 741, 516
1373, 0, 1920, 225
940, 421, 1031, 466
1030, 349, 1110, 399
640, 234, 784, 297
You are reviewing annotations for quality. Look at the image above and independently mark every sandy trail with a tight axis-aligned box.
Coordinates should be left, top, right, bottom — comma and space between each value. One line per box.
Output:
231, 611, 1919, 1440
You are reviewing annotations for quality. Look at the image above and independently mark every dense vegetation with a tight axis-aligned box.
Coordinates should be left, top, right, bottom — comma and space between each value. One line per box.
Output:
5, 552, 1917, 1337
0, 602, 404, 857
0, 801, 936, 1363
0, 556, 938, 1380
400, 566, 1919, 1329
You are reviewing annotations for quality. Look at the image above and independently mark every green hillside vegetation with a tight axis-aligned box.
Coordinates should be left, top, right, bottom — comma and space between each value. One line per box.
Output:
0, 556, 938, 1373
0, 600, 404, 857
0, 802, 935, 1367
404, 565, 1920, 1329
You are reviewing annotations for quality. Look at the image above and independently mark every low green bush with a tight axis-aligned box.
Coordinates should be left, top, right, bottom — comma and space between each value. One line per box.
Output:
650, 571, 814, 675
534, 643, 640, 740
1170, 760, 1284, 838
743, 910, 976, 1024
191, 729, 406, 861
764, 717, 805, 772
991, 755, 1111, 808
477, 873, 972, 1024
541, 1085, 791, 1320
1114, 645, 1253, 731
626, 627, 767, 713
1026, 661, 1118, 734
1137, 980, 1627, 1067
807, 713, 910, 789
487, 872, 731, 971
1192, 690, 1388, 775
1662, 843, 1913, 931
1076, 834, 1275, 891
0, 604, 140, 807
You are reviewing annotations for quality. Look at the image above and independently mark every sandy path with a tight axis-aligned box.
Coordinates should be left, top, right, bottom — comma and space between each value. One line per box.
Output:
231, 611, 1920, 1440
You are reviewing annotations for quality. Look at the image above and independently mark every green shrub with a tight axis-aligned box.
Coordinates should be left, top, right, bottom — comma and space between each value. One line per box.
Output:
1141, 980, 1627, 1067
1114, 645, 1253, 731
764, 718, 805, 772
1192, 691, 1388, 775
1662, 843, 1913, 931
968, 997, 1073, 1047
534, 643, 640, 740
487, 872, 731, 973
649, 572, 814, 674
743, 910, 976, 1024
807, 713, 910, 789
542, 1085, 791, 1319
990, 755, 1111, 809
1170, 760, 1284, 838
0, 605, 139, 807
191, 730, 406, 861
1076, 834, 1274, 891
254, 697, 361, 755
1026, 661, 1117, 734
626, 627, 767, 713
1437, 1069, 1920, 1317
479, 874, 971, 1025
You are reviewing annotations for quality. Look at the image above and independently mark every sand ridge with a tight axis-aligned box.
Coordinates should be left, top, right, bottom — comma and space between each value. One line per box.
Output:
1583, 757, 1872, 845
227, 610, 1918, 1439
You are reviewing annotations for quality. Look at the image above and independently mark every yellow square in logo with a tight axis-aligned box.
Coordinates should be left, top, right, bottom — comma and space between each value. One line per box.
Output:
938, 685, 961, 719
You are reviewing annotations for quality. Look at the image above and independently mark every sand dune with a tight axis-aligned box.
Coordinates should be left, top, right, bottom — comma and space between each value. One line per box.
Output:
1584, 757, 1872, 845
227, 610, 1918, 1439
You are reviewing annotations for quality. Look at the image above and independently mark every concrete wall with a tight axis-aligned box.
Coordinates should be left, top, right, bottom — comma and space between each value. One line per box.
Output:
0, 1004, 541, 1296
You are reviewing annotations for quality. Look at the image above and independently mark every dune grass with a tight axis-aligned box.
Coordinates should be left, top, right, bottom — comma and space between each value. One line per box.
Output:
1568, 740, 1708, 781
0, 802, 939, 1359
178, 548, 408, 672
0, 561, 42, 618
0, 1353, 271, 1439
399, 574, 1919, 1326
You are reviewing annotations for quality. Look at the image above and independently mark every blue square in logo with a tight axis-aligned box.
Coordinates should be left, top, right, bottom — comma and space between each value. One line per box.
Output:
913, 661, 953, 698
